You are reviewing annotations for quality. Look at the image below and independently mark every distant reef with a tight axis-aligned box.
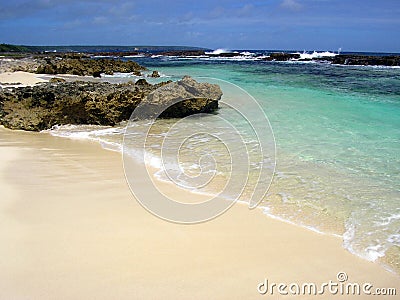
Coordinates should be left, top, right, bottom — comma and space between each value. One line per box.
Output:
328, 55, 400, 66
1, 43, 399, 66
259, 52, 400, 66
0, 76, 222, 131
262, 52, 301, 61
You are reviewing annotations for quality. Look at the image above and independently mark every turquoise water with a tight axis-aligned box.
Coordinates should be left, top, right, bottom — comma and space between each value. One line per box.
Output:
49, 58, 400, 272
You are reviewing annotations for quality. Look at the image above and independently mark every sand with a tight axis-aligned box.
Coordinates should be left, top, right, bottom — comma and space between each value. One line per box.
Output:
0, 71, 47, 88
0, 126, 399, 299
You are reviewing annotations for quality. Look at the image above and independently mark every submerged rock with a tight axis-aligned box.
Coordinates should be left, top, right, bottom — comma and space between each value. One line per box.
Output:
0, 76, 222, 131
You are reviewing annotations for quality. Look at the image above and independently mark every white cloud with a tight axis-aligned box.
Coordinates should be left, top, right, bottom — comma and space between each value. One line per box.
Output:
237, 4, 255, 17
92, 16, 108, 25
281, 0, 302, 11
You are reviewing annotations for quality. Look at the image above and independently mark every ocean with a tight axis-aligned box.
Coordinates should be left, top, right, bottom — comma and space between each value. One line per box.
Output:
47, 50, 400, 273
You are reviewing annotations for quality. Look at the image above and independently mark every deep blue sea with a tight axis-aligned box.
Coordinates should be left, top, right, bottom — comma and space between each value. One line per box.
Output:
48, 50, 400, 273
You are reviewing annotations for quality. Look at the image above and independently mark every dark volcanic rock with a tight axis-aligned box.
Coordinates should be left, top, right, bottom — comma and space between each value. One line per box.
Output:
208, 52, 239, 58
263, 52, 301, 61
331, 55, 400, 66
36, 57, 147, 77
0, 77, 222, 131
150, 70, 160, 77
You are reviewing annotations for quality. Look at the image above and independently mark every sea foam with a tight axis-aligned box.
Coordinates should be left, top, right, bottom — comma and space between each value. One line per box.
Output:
294, 51, 338, 60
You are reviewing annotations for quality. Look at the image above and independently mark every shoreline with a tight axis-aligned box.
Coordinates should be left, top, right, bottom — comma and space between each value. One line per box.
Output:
0, 126, 399, 299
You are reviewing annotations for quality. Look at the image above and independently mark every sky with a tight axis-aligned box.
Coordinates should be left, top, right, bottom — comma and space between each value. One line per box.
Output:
0, 0, 399, 52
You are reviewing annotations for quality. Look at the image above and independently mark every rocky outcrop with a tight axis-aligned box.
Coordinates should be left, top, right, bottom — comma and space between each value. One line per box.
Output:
0, 76, 222, 131
36, 57, 146, 77
330, 55, 400, 66
0, 80, 161, 131
1, 55, 148, 76
0, 58, 41, 73
139, 76, 221, 119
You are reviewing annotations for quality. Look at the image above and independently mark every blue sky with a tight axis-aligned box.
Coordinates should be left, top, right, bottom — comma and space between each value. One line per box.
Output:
0, 0, 399, 52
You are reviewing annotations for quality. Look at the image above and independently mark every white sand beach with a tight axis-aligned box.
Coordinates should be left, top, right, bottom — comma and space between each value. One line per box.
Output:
0, 126, 398, 299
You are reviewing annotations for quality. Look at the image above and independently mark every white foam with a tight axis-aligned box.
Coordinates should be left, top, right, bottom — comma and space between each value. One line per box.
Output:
240, 51, 255, 56
342, 220, 386, 262
149, 52, 262, 62
373, 213, 400, 226
201, 56, 259, 62
387, 234, 400, 244
101, 72, 141, 78
364, 245, 386, 261
45, 125, 125, 151
144, 151, 163, 169
92, 127, 125, 136
45, 124, 91, 139
100, 140, 122, 153
205, 49, 235, 55
186, 55, 210, 59
91, 55, 115, 59
122, 143, 164, 170
123, 54, 146, 58
294, 51, 338, 60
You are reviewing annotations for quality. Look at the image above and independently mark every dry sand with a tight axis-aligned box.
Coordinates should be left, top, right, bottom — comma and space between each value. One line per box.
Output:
0, 71, 47, 88
0, 126, 399, 299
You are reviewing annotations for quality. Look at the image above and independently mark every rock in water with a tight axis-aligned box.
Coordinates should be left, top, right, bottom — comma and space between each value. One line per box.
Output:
263, 52, 301, 61
150, 70, 160, 78
331, 55, 400, 66
138, 76, 222, 119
